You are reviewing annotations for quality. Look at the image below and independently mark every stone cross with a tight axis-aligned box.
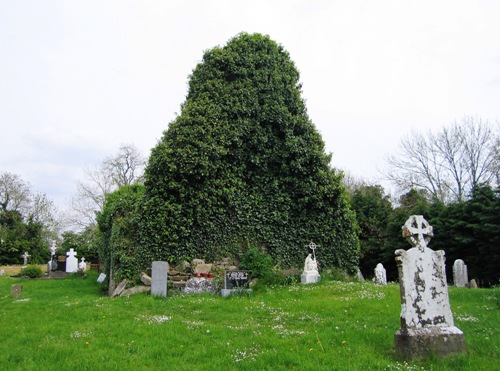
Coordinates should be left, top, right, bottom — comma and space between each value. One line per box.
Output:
394, 215, 465, 358
306, 242, 319, 260
21, 252, 31, 267
50, 240, 57, 256
402, 215, 433, 251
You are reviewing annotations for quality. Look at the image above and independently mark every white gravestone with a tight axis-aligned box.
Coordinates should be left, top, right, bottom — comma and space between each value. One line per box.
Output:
453, 259, 468, 288
374, 263, 387, 285
97, 273, 106, 283
151, 261, 169, 298
65, 248, 78, 273
21, 252, 31, 268
301, 242, 321, 284
394, 215, 465, 358
79, 257, 87, 272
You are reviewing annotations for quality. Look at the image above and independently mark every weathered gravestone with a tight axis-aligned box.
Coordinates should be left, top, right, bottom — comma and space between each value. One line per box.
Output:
111, 279, 128, 298
374, 263, 387, 285
395, 215, 465, 358
221, 270, 250, 297
65, 248, 78, 273
0, 269, 5, 277
453, 259, 468, 288
151, 261, 168, 298
11, 284, 23, 298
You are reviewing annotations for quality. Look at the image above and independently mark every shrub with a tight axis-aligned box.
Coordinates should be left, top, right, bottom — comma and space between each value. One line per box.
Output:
21, 265, 43, 278
239, 247, 274, 279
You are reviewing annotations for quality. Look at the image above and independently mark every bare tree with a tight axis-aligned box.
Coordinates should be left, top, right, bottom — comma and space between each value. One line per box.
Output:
69, 143, 145, 229
0, 172, 32, 214
385, 117, 499, 203
102, 143, 145, 187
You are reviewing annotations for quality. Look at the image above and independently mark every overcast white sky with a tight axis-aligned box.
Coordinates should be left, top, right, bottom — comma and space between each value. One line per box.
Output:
1, 0, 499, 211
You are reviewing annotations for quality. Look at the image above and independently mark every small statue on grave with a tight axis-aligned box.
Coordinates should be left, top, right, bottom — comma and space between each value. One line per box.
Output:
303, 254, 319, 274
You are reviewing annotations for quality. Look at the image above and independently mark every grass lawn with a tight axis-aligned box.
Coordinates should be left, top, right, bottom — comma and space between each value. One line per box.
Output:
0, 269, 498, 370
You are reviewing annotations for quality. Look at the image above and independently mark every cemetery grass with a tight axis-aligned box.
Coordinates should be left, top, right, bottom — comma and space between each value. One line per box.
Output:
0, 272, 498, 371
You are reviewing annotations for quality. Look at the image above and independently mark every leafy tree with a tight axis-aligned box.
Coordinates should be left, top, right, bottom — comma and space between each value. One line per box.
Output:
61, 227, 100, 263
0, 171, 58, 264
96, 184, 145, 284
139, 33, 359, 271
350, 185, 392, 278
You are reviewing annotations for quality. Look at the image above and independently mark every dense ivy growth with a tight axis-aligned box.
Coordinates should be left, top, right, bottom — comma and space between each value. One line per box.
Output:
139, 33, 359, 271
96, 184, 145, 284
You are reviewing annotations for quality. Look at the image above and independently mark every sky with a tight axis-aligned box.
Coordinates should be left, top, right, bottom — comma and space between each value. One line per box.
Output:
1, 0, 500, 212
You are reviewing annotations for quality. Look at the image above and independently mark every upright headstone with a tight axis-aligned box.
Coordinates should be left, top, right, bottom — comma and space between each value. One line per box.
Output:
21, 252, 31, 268
151, 261, 168, 298
453, 259, 468, 288
301, 242, 321, 284
374, 263, 387, 285
394, 215, 465, 358
65, 248, 78, 273
78, 257, 87, 272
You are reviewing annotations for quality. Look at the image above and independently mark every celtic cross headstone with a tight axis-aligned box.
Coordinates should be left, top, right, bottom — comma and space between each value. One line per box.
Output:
394, 215, 465, 357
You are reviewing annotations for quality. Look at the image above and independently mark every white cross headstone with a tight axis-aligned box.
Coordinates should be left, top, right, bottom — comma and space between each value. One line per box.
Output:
21, 252, 31, 268
394, 215, 465, 357
65, 248, 78, 273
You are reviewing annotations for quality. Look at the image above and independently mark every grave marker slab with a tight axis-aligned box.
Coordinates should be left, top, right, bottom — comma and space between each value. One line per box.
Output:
221, 270, 251, 297
453, 259, 468, 288
394, 215, 465, 358
11, 284, 23, 298
151, 261, 168, 298
374, 263, 387, 285
97, 273, 106, 283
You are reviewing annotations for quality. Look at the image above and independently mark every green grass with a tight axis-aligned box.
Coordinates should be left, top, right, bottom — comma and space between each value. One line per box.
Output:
0, 272, 498, 370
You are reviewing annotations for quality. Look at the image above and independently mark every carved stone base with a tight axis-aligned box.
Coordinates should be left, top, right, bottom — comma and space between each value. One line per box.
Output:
301, 273, 320, 284
395, 326, 466, 358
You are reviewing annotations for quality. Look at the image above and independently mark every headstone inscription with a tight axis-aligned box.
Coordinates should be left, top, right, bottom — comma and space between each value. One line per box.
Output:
151, 261, 168, 298
453, 259, 468, 288
65, 248, 78, 273
21, 252, 31, 268
374, 263, 387, 285
301, 242, 321, 284
394, 215, 465, 358
221, 270, 250, 297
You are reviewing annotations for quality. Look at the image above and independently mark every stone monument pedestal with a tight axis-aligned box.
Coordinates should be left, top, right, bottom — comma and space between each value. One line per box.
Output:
395, 327, 466, 358
301, 273, 320, 284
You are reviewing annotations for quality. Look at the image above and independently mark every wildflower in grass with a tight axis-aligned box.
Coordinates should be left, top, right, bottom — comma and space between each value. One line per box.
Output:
136, 315, 172, 324
342, 340, 347, 345
309, 348, 314, 352
12, 298, 30, 303
456, 314, 479, 322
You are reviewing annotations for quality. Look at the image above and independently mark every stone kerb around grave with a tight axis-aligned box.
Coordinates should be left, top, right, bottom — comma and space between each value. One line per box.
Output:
394, 215, 466, 358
